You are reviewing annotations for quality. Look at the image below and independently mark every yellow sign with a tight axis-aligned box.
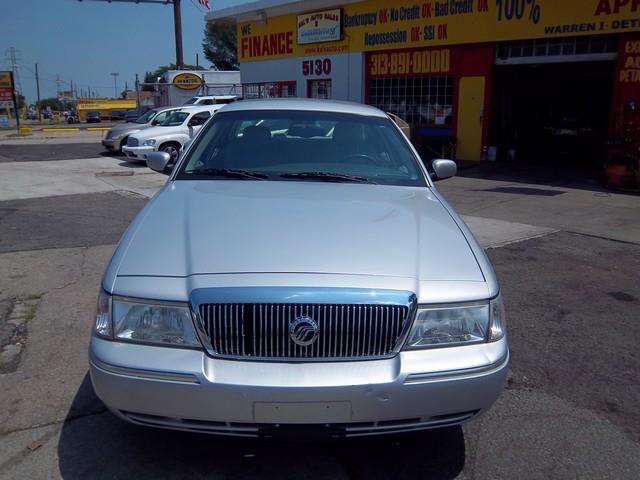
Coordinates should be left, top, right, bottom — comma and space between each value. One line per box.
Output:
172, 72, 203, 90
0, 71, 12, 88
237, 0, 640, 62
76, 98, 136, 110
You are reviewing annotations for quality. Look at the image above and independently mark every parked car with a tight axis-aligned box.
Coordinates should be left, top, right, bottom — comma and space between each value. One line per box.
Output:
183, 95, 239, 106
102, 107, 181, 153
110, 110, 126, 121
121, 105, 223, 162
90, 99, 509, 437
124, 109, 140, 123
85, 111, 101, 123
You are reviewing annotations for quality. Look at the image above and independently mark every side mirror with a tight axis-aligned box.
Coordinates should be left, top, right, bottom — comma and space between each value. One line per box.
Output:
431, 159, 457, 181
147, 151, 171, 175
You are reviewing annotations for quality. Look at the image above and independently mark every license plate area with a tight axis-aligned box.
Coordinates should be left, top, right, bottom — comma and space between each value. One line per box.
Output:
253, 401, 352, 423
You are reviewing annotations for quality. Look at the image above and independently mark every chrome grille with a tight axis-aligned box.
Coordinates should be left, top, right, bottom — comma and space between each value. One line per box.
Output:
198, 303, 410, 360
126, 136, 139, 147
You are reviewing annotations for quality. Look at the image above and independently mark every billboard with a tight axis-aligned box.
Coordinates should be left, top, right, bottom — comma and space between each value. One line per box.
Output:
238, 0, 640, 62
76, 98, 136, 110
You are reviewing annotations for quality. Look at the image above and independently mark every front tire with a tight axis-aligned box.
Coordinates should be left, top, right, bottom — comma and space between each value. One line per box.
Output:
159, 142, 181, 163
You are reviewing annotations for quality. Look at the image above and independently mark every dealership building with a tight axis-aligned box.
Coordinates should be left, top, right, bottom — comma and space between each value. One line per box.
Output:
209, 0, 640, 184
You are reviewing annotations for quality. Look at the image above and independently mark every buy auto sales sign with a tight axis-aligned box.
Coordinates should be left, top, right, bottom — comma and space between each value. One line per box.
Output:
297, 9, 342, 45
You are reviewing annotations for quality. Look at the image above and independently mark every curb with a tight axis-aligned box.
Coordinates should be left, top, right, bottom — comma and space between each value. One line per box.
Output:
87, 128, 110, 132
41, 128, 80, 133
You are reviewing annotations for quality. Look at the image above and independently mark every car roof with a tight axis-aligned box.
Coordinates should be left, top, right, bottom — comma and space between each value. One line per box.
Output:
218, 98, 388, 118
179, 104, 225, 113
193, 95, 238, 100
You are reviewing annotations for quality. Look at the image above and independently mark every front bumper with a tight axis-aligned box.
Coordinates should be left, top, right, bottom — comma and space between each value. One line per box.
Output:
121, 145, 154, 161
102, 138, 121, 150
89, 336, 509, 437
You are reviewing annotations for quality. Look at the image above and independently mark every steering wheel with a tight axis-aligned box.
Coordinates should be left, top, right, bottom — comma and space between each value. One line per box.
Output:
341, 153, 384, 166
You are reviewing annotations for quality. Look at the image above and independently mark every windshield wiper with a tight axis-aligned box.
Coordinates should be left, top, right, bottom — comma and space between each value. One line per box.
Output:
186, 168, 269, 180
280, 171, 373, 183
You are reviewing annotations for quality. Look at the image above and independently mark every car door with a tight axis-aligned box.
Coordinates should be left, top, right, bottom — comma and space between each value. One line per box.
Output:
187, 111, 211, 138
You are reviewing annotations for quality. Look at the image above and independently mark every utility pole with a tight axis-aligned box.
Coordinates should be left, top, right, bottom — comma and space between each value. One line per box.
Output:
173, 0, 184, 69
135, 73, 141, 114
110, 72, 119, 98
196, 53, 199, 68
35, 63, 42, 122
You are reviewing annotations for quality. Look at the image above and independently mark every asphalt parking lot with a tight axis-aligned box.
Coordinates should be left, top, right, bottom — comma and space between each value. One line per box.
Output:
0, 138, 639, 479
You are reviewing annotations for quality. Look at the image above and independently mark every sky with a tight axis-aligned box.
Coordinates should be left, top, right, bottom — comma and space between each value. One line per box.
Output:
1, 0, 249, 103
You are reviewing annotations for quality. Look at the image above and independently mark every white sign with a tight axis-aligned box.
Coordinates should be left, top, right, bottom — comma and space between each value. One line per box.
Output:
297, 9, 341, 45
0, 101, 13, 109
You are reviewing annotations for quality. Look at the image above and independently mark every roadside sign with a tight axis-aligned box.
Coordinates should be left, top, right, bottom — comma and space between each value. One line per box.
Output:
0, 71, 13, 108
0, 115, 8, 128
0, 71, 19, 131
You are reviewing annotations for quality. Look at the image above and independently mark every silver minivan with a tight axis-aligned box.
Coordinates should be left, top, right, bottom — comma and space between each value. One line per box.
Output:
90, 99, 508, 437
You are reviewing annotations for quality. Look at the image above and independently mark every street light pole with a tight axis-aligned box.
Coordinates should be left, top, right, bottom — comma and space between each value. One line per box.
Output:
173, 0, 184, 69
77, 1, 185, 69
110, 72, 119, 98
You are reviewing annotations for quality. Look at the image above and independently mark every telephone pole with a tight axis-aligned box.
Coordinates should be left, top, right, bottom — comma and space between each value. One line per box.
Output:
4, 47, 22, 95
110, 72, 119, 98
35, 63, 42, 121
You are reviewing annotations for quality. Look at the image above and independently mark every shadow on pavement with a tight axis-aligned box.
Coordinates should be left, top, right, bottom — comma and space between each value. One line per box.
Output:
58, 374, 466, 479
456, 160, 623, 194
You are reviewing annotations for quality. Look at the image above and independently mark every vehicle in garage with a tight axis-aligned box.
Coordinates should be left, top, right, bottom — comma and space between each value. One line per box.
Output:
102, 107, 181, 153
91, 99, 508, 437
121, 105, 223, 162
110, 110, 127, 121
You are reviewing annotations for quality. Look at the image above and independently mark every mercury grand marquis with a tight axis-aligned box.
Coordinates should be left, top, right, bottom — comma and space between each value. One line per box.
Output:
89, 98, 509, 437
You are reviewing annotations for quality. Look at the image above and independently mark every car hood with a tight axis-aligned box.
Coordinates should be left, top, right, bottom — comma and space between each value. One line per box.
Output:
112, 181, 484, 282
109, 122, 149, 134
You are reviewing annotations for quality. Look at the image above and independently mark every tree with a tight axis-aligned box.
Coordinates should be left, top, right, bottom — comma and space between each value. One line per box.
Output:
37, 97, 63, 111
202, 21, 238, 71
142, 64, 204, 91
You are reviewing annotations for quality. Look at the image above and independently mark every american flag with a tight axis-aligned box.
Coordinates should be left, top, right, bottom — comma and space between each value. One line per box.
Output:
198, 0, 210, 10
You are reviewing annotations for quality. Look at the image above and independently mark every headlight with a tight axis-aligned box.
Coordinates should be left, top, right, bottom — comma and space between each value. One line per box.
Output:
113, 298, 200, 347
404, 295, 506, 349
143, 139, 156, 146
93, 292, 201, 348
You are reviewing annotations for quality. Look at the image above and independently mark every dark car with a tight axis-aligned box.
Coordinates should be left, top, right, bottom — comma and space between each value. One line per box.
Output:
86, 111, 101, 123
124, 109, 140, 123
110, 110, 126, 121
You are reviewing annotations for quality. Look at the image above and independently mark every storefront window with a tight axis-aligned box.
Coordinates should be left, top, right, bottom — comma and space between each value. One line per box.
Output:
368, 76, 454, 127
242, 82, 297, 99
308, 79, 332, 99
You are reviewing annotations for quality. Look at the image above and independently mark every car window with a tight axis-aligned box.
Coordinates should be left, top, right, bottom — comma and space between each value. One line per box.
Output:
160, 111, 189, 126
153, 111, 171, 124
136, 110, 156, 124
188, 111, 211, 126
177, 110, 426, 187
183, 98, 197, 105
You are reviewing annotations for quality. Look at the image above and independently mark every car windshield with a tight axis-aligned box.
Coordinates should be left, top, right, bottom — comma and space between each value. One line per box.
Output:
177, 110, 426, 187
160, 111, 189, 126
135, 110, 156, 124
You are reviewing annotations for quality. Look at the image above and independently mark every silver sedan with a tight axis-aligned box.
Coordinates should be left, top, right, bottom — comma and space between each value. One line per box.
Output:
90, 99, 508, 437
